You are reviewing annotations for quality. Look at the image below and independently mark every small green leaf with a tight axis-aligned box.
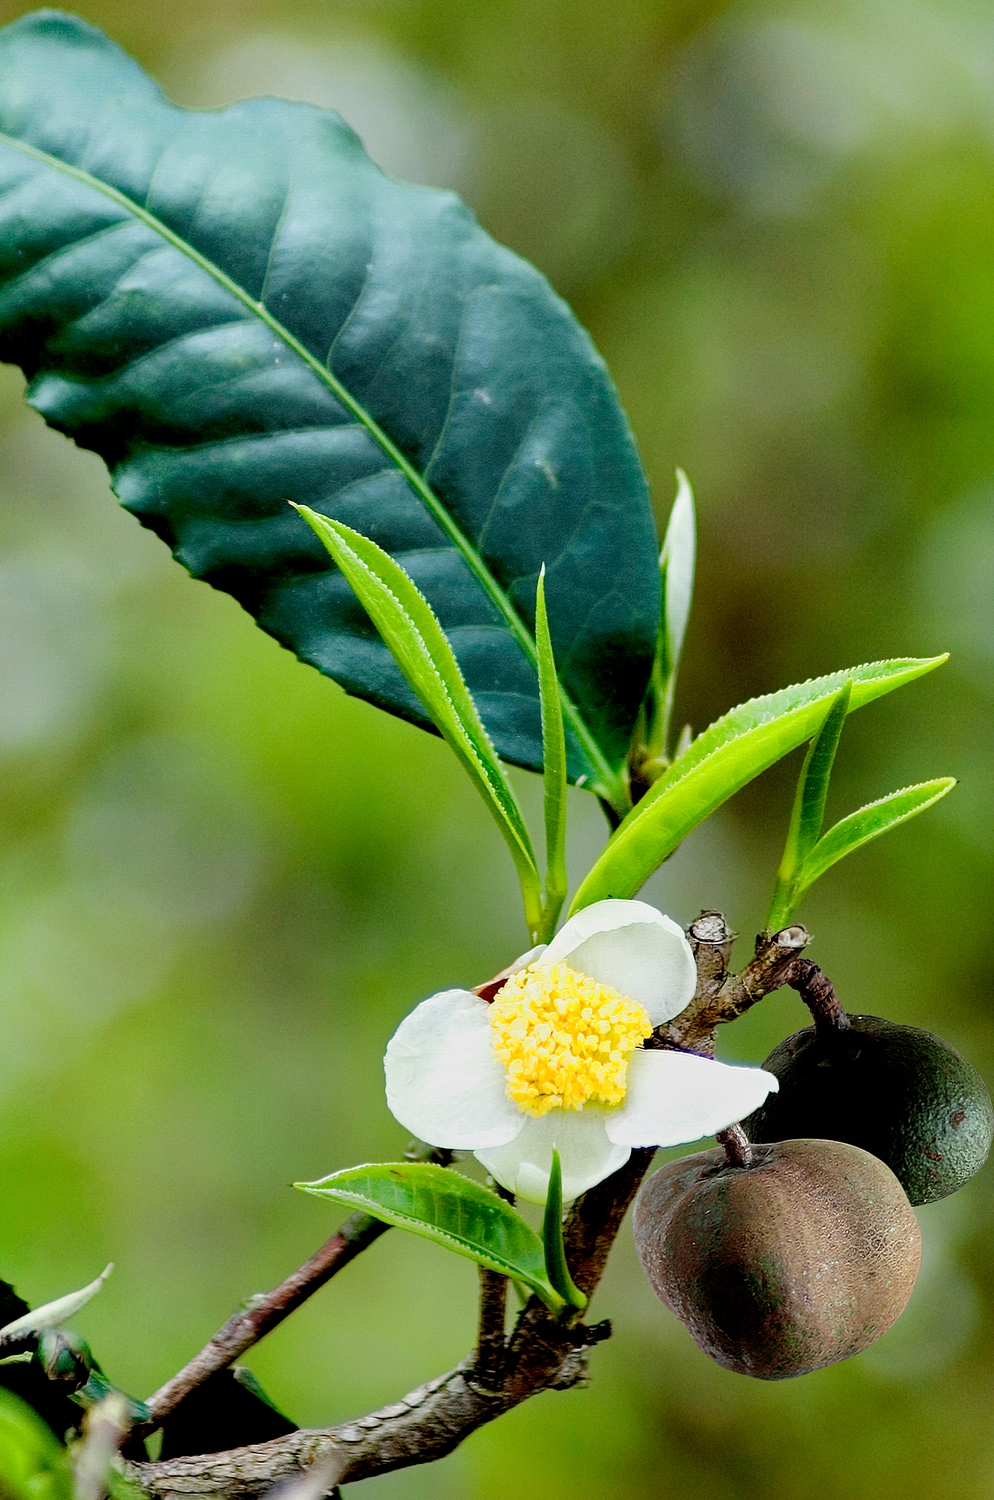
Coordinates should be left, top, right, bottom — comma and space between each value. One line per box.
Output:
296, 1163, 565, 1313
541, 1151, 587, 1314
0, 1389, 72, 1500
789, 779, 956, 909
296, 508, 543, 938
0, 1266, 112, 1341
569, 656, 947, 912
645, 470, 697, 764
767, 682, 851, 931
535, 568, 568, 943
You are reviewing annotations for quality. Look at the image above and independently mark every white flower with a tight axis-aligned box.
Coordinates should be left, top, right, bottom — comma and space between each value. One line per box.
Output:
385, 898, 778, 1203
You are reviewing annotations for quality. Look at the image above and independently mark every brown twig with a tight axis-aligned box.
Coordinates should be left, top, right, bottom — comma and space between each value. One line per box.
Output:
145, 1143, 451, 1426
716, 1124, 753, 1168
474, 1270, 508, 1389
145, 1214, 390, 1425
687, 911, 737, 1010
125, 924, 821, 1494
784, 957, 848, 1033
126, 1149, 656, 1498
660, 922, 812, 1052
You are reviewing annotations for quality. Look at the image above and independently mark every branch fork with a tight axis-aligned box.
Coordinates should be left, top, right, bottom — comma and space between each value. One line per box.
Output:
88, 917, 830, 1497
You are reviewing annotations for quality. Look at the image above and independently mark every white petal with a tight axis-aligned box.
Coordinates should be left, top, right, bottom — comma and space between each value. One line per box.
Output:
385, 989, 523, 1149
605, 1048, 779, 1147
509, 943, 547, 973
475, 1108, 631, 1204
543, 899, 697, 1025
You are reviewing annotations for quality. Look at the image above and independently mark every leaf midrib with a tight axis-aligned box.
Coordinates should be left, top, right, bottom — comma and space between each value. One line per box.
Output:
0, 128, 625, 805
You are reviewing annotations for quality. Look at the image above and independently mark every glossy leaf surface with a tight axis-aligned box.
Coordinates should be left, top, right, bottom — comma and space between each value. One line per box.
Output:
570, 656, 947, 910
296, 1162, 564, 1311
0, 12, 660, 804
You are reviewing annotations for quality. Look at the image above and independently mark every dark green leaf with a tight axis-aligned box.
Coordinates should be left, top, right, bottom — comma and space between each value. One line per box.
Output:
541, 1151, 586, 1312
298, 509, 542, 934
0, 13, 660, 811
535, 567, 568, 942
296, 1162, 564, 1311
766, 682, 850, 931
570, 656, 947, 910
793, 779, 956, 904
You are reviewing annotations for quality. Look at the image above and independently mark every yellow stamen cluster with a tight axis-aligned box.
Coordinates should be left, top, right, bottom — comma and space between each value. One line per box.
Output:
489, 961, 652, 1117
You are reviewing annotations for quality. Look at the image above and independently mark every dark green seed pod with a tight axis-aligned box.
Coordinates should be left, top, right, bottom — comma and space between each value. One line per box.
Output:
743, 1015, 993, 1205
633, 1139, 921, 1380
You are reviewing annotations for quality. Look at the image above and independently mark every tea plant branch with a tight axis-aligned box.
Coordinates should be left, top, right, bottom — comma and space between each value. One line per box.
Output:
716, 1125, 753, 1168
660, 919, 813, 1052
474, 1269, 509, 1389
143, 1213, 389, 1427
782, 958, 849, 1033
126, 1152, 651, 1498
145, 1145, 451, 1426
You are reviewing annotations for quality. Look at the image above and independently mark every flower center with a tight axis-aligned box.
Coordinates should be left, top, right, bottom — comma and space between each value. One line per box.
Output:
489, 961, 653, 1117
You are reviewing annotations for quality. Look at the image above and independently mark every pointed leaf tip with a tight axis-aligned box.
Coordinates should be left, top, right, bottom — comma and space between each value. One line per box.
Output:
767, 681, 851, 931
295, 507, 542, 937
296, 1162, 565, 1312
643, 470, 697, 765
0, 1265, 113, 1339
571, 654, 949, 912
542, 1150, 587, 1313
794, 778, 956, 901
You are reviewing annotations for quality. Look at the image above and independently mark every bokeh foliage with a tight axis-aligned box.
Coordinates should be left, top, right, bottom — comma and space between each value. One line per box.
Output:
0, 0, 990, 1495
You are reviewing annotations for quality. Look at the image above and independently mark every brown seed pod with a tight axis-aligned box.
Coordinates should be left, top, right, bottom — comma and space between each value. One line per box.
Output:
633, 1138, 921, 1380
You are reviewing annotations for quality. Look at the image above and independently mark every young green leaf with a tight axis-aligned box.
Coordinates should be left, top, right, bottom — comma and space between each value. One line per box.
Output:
534, 568, 568, 943
541, 1150, 587, 1313
297, 508, 543, 939
644, 471, 697, 765
569, 656, 947, 912
788, 779, 956, 911
766, 682, 851, 932
296, 1163, 565, 1313
0, 1266, 112, 1340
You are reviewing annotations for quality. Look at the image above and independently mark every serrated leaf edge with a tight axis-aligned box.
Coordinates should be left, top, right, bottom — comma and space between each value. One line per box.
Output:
296, 1167, 564, 1310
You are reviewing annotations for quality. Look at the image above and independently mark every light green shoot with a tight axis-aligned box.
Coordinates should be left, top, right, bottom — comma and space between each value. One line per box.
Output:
767, 680, 956, 928
644, 470, 697, 768
766, 683, 851, 931
785, 779, 956, 919
542, 1149, 587, 1314
295, 507, 543, 940
534, 567, 569, 943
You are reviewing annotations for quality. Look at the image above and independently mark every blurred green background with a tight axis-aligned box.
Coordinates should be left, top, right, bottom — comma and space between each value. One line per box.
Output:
0, 0, 991, 1494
